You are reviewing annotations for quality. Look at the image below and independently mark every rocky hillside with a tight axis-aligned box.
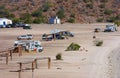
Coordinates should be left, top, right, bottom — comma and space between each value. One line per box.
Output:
0, 0, 120, 23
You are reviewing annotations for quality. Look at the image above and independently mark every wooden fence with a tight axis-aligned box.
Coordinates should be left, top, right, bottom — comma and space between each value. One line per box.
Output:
17, 57, 51, 78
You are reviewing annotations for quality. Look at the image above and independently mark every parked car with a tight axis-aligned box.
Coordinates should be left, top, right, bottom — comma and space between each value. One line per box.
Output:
16, 22, 25, 27
42, 34, 53, 41
17, 34, 33, 40
23, 24, 32, 29
6, 24, 12, 28
55, 34, 65, 39
11, 22, 25, 28
62, 31, 74, 37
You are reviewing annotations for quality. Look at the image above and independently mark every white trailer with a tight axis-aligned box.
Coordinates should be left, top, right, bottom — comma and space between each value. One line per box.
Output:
0, 18, 12, 27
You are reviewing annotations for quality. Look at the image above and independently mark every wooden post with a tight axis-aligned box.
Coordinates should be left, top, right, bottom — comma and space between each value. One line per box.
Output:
32, 62, 34, 78
54, 34, 56, 41
9, 49, 13, 60
6, 53, 8, 64
19, 63, 22, 78
48, 58, 51, 69
34, 59, 38, 69
18, 45, 22, 56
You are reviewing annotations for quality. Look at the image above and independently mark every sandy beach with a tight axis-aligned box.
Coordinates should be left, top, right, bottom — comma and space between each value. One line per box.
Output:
0, 23, 120, 78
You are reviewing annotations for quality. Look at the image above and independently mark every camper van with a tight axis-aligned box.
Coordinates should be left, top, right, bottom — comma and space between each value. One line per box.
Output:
14, 40, 43, 52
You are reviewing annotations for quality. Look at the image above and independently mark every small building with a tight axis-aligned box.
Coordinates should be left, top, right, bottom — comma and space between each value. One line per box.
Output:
0, 18, 12, 27
49, 16, 61, 24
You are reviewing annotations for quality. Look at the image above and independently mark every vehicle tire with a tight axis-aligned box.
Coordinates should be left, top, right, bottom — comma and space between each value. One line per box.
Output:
17, 38, 21, 40
27, 38, 31, 40
39, 49, 42, 52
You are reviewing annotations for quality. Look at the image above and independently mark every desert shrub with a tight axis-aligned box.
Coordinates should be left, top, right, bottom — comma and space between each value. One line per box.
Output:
86, 3, 93, 9
32, 10, 42, 17
106, 16, 118, 22
57, 8, 65, 19
70, 13, 75, 18
104, 9, 113, 15
100, 0, 108, 3
33, 17, 46, 24
31, 0, 35, 6
20, 13, 33, 23
0, 8, 12, 18
42, 1, 52, 12
33, 18, 42, 24
94, 40, 103, 46
12, 18, 21, 23
0, 5, 5, 9
56, 53, 62, 60
99, 4, 105, 8
83, 0, 91, 3
114, 20, 120, 26
67, 18, 75, 23
24, 18, 33, 24
97, 18, 104, 22
66, 43, 80, 51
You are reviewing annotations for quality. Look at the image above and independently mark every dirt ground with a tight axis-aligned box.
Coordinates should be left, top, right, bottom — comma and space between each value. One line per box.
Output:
0, 23, 120, 78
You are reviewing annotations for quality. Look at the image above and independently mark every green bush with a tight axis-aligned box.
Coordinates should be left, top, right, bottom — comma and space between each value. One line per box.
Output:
33, 17, 46, 24
100, 0, 108, 3
56, 53, 62, 60
97, 18, 104, 22
32, 10, 42, 17
12, 18, 21, 23
66, 43, 80, 51
57, 9, 65, 19
86, 3, 93, 9
67, 18, 75, 23
20, 13, 33, 23
42, 1, 52, 12
24, 18, 33, 24
114, 20, 120, 26
94, 40, 103, 46
83, 0, 91, 3
104, 9, 113, 15
99, 4, 105, 8
70, 13, 75, 18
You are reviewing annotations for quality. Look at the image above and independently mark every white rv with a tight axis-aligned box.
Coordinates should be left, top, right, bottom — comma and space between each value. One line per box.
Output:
14, 40, 43, 52
0, 18, 12, 28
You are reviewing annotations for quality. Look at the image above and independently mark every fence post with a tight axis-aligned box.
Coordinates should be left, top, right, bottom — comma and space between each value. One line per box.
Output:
34, 59, 38, 69
6, 53, 9, 64
48, 58, 51, 69
18, 45, 22, 56
9, 49, 13, 60
32, 62, 34, 78
19, 63, 22, 78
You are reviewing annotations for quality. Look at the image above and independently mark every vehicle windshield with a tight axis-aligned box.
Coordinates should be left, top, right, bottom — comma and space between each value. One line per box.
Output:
21, 35, 26, 37
27, 34, 32, 36
35, 45, 41, 47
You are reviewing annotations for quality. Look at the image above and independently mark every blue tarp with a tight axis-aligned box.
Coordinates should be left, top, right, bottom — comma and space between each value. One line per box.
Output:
49, 17, 55, 24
